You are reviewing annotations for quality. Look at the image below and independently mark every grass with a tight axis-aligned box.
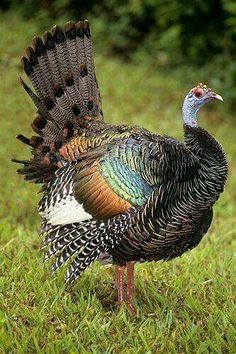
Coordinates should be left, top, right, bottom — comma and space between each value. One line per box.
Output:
0, 13, 235, 353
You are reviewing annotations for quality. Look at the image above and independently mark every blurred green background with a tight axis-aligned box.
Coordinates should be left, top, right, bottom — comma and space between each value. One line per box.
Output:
1, 0, 236, 108
0, 1, 235, 353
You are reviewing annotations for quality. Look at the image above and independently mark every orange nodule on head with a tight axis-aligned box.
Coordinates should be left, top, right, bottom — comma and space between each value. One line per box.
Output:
195, 83, 210, 90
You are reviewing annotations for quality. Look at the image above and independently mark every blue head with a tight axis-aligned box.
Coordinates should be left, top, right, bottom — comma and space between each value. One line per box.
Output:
182, 83, 223, 127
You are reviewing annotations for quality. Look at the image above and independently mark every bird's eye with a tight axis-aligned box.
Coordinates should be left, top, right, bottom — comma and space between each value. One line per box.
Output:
194, 88, 204, 98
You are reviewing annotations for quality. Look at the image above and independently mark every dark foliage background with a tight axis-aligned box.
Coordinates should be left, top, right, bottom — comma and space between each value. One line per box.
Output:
1, 0, 236, 107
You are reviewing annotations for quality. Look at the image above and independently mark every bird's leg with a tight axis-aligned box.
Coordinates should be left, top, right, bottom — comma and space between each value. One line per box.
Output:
126, 261, 135, 316
116, 265, 125, 307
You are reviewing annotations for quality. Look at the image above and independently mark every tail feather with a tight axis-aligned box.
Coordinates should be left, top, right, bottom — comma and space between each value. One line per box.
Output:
20, 78, 51, 120
75, 21, 86, 69
30, 39, 52, 98
43, 97, 68, 127
21, 53, 45, 98
52, 26, 71, 82
31, 114, 63, 141
65, 21, 80, 87
43, 31, 64, 87
12, 156, 58, 183
65, 73, 86, 116
83, 20, 95, 104
30, 41, 55, 98
53, 85, 75, 122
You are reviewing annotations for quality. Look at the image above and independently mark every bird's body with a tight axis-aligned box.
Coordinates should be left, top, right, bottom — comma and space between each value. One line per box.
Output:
13, 20, 228, 314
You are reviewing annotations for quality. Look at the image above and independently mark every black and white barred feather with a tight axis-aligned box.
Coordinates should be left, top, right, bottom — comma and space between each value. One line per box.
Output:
40, 206, 137, 283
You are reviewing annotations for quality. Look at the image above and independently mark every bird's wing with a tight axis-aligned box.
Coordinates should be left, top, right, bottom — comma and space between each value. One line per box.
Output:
38, 132, 201, 226
38, 136, 157, 224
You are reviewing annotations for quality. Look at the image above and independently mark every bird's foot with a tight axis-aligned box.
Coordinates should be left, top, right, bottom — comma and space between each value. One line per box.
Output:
116, 262, 136, 316
126, 302, 136, 316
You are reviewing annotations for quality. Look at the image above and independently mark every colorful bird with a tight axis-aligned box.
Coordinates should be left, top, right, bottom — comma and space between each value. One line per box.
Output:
13, 20, 228, 315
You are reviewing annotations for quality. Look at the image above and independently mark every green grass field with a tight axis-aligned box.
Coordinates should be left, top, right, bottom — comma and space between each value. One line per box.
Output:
0, 14, 235, 353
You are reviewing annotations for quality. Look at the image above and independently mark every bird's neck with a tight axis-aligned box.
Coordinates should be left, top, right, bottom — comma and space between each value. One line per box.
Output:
184, 124, 228, 171
184, 124, 228, 204
182, 97, 199, 127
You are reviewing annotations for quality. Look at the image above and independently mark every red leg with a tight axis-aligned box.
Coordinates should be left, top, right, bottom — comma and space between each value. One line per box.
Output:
126, 261, 135, 316
116, 265, 125, 306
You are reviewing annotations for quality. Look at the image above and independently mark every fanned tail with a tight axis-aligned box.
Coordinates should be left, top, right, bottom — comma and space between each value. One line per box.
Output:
22, 20, 103, 129
13, 20, 104, 183
40, 207, 137, 284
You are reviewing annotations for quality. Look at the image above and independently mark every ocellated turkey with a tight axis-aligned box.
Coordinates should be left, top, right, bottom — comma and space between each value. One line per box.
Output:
13, 20, 228, 315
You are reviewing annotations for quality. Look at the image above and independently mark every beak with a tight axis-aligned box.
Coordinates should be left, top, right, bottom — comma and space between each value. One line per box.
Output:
210, 92, 224, 102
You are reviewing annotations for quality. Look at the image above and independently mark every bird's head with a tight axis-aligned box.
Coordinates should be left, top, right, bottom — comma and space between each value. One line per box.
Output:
182, 83, 223, 127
